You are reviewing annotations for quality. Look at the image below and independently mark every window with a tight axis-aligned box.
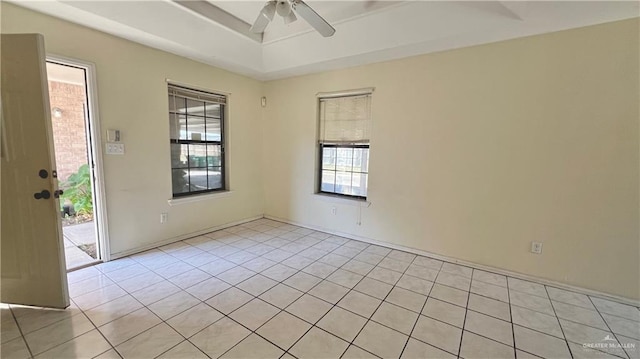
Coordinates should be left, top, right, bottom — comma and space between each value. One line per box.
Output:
168, 84, 226, 197
317, 92, 372, 199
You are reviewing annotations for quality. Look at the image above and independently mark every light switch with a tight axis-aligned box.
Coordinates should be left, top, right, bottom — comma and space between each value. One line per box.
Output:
106, 143, 125, 155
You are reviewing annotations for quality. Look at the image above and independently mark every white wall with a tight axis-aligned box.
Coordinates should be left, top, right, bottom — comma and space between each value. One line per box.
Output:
262, 19, 640, 300
1, 3, 265, 256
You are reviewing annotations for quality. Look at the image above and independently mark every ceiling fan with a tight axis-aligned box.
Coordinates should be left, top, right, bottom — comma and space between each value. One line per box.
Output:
250, 0, 336, 37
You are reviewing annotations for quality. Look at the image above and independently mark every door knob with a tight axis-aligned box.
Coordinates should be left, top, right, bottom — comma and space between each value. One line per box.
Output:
33, 190, 51, 200
54, 189, 64, 199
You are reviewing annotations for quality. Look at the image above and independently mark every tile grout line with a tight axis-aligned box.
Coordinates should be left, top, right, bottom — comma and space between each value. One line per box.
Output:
277, 240, 382, 358
586, 295, 634, 359
396, 260, 442, 358
395, 271, 571, 357
8, 305, 36, 359
89, 221, 294, 358
134, 224, 309, 358
506, 274, 518, 359
13, 284, 602, 356
68, 223, 293, 357
507, 297, 637, 340
283, 245, 391, 357
23, 220, 278, 358
333, 250, 417, 359
33, 255, 518, 358
12, 302, 118, 359
162, 230, 372, 358
455, 270, 472, 359
543, 285, 574, 359
267, 219, 640, 308
209, 237, 375, 358
333, 249, 399, 358
81, 279, 170, 359
1, 283, 510, 357
552, 287, 631, 359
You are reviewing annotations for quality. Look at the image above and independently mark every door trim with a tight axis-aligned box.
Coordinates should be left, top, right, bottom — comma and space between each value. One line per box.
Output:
47, 54, 111, 262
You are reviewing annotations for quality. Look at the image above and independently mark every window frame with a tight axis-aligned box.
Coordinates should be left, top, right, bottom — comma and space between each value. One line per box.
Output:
168, 84, 227, 198
316, 90, 373, 201
317, 143, 370, 200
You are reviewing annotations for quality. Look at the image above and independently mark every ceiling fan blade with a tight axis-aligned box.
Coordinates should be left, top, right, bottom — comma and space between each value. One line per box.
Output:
250, 2, 276, 34
250, 14, 270, 33
249, 16, 268, 34
292, 0, 335, 37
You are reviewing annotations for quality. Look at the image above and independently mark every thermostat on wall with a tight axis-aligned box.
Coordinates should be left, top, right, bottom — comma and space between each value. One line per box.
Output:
107, 129, 120, 142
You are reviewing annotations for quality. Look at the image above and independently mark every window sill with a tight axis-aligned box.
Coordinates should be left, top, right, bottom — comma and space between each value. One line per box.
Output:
313, 193, 371, 207
168, 191, 233, 206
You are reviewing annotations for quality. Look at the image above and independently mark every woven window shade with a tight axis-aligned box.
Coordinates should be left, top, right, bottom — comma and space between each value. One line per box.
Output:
319, 94, 371, 144
168, 84, 226, 105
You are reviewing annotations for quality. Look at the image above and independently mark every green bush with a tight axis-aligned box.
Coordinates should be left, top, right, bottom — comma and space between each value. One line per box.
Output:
61, 164, 93, 216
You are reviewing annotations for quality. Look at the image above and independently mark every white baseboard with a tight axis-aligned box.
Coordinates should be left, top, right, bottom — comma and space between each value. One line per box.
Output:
109, 215, 264, 260
264, 215, 640, 307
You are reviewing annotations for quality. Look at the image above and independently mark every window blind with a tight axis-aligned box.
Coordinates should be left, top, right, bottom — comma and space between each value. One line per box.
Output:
319, 94, 372, 144
168, 84, 226, 105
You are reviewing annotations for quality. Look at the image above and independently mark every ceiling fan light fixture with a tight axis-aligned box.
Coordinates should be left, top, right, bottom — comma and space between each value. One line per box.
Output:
262, 1, 276, 21
276, 0, 291, 16
250, 0, 335, 37
283, 10, 297, 24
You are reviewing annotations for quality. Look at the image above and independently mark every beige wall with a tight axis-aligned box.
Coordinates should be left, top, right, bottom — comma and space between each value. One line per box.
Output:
262, 19, 640, 300
2, 3, 638, 300
1, 3, 265, 255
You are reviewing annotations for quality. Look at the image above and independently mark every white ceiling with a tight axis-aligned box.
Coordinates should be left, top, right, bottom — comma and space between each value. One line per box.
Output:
11, 1, 640, 81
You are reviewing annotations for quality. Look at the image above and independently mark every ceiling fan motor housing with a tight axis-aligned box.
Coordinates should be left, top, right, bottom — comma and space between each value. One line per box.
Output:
276, 0, 292, 16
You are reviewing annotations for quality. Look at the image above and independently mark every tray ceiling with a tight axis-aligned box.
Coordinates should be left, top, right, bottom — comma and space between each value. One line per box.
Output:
10, 1, 639, 80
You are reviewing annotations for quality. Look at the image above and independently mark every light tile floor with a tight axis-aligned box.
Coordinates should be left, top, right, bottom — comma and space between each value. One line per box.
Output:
2, 218, 639, 359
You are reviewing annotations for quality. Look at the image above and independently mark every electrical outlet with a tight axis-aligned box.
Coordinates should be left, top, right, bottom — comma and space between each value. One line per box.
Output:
160, 213, 168, 223
331, 207, 337, 215
530, 241, 543, 254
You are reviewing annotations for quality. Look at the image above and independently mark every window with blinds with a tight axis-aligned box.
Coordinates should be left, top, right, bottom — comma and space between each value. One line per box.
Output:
168, 84, 226, 197
318, 92, 372, 199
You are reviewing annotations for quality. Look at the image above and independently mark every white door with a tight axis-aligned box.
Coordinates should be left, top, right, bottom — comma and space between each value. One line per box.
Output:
1, 34, 70, 308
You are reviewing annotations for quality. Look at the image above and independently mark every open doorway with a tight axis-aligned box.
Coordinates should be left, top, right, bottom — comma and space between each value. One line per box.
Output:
46, 59, 108, 270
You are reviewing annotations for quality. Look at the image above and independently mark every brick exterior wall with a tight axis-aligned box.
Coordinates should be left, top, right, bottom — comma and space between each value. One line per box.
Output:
48, 81, 89, 182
